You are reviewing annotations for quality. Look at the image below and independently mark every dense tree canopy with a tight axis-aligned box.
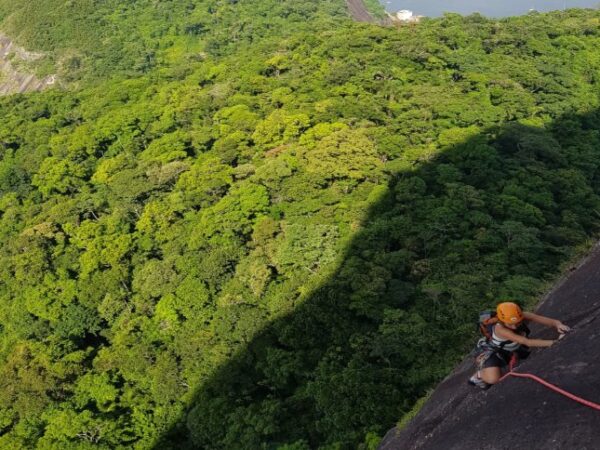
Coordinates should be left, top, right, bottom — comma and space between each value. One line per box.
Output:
1, 2, 600, 448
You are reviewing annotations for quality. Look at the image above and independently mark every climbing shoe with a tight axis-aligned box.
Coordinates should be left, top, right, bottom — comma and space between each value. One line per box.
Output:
468, 374, 490, 390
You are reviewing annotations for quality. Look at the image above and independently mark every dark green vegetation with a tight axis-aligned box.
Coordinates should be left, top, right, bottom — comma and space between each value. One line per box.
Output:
0, 0, 344, 79
1, 2, 600, 448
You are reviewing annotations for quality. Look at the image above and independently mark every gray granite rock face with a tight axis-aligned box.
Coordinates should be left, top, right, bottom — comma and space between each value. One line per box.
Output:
380, 243, 600, 450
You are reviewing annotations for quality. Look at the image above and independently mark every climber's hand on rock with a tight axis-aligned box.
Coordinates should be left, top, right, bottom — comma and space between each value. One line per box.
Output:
556, 322, 570, 334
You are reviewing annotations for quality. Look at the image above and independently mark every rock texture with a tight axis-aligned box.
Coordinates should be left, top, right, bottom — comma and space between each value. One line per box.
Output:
380, 243, 600, 450
0, 33, 56, 95
346, 0, 376, 23
345, 0, 392, 25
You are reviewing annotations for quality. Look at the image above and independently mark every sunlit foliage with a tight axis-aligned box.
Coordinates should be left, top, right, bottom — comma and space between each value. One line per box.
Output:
0, 3, 600, 449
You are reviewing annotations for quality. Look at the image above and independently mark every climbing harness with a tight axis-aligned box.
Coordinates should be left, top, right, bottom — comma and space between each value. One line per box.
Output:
473, 314, 530, 374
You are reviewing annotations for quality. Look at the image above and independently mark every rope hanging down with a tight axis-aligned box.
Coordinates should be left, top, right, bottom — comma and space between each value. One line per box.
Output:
500, 371, 600, 411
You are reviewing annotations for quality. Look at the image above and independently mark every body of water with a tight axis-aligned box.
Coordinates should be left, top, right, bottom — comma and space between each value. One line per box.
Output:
382, 0, 598, 18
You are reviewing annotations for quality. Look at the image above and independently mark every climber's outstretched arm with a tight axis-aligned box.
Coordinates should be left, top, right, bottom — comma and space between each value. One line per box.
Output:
494, 325, 555, 347
523, 311, 570, 333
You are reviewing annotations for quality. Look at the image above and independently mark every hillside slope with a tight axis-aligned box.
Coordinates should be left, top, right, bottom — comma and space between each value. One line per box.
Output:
0, 34, 55, 95
379, 244, 600, 449
2, 6, 600, 449
346, 0, 375, 23
0, 0, 346, 80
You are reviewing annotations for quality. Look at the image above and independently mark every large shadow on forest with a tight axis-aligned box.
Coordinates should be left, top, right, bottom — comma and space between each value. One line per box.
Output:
155, 108, 600, 449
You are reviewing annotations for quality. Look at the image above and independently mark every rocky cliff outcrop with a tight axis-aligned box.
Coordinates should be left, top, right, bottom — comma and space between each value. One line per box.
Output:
346, 0, 393, 25
380, 244, 600, 450
0, 33, 56, 95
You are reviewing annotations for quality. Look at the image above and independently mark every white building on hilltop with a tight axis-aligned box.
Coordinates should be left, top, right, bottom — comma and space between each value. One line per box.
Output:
396, 10, 414, 21
389, 9, 423, 23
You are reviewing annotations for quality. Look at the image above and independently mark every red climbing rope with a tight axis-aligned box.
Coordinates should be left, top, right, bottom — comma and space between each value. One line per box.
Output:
500, 371, 600, 411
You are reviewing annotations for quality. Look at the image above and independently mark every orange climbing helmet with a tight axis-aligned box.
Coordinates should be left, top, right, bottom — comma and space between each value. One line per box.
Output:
496, 302, 523, 325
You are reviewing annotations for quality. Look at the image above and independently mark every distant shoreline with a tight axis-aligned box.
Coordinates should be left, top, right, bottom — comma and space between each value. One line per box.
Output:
380, 0, 598, 19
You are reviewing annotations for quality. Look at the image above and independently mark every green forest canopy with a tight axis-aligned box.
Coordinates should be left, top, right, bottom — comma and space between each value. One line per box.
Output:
1, 1, 600, 448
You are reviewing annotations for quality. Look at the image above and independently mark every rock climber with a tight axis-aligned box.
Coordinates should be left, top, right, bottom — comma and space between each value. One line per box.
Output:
469, 301, 570, 389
